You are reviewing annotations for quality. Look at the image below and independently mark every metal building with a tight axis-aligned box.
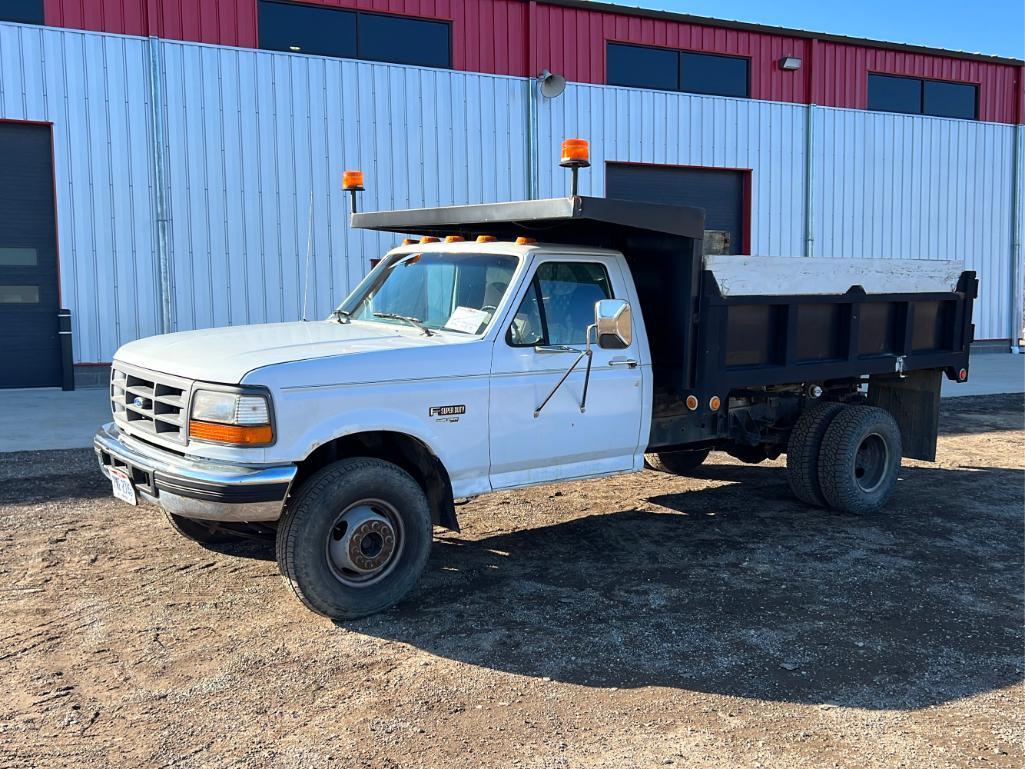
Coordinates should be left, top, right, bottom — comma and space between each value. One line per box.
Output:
0, 0, 1022, 387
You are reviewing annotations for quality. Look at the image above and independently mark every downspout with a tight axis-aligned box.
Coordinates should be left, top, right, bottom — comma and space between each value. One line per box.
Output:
525, 1, 538, 199
1011, 121, 1023, 352
147, 35, 173, 334
804, 103, 815, 257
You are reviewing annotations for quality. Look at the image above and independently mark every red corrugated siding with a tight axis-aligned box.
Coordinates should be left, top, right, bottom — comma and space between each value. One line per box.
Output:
810, 42, 1022, 123
41, 0, 1022, 123
532, 3, 812, 104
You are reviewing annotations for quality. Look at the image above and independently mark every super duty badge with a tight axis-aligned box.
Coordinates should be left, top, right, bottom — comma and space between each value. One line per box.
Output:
429, 404, 466, 418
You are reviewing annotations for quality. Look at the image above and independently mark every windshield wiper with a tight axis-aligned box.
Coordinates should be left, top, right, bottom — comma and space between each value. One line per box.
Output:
373, 312, 434, 337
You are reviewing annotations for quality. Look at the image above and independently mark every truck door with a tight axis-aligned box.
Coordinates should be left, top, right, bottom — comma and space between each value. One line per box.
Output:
488, 255, 646, 489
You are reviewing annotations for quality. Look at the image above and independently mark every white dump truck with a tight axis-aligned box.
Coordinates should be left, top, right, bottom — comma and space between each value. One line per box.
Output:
95, 143, 976, 619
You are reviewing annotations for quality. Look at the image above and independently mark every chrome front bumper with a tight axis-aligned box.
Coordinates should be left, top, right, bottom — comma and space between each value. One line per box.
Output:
93, 422, 296, 522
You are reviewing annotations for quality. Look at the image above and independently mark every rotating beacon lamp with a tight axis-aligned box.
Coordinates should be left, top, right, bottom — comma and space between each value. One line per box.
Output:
560, 138, 590, 197
342, 170, 365, 214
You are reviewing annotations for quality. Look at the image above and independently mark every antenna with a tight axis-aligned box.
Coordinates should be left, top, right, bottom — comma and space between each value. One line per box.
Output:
300, 188, 314, 321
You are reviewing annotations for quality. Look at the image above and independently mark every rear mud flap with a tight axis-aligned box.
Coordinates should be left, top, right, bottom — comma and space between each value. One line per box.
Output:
867, 369, 942, 462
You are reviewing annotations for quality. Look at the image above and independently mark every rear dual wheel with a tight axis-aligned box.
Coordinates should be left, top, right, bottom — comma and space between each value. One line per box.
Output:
786, 404, 902, 514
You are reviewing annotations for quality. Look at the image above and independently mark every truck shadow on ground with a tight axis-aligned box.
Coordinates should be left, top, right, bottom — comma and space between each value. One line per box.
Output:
351, 461, 1023, 710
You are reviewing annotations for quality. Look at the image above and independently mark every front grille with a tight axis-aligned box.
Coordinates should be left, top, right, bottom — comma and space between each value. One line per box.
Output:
111, 364, 193, 444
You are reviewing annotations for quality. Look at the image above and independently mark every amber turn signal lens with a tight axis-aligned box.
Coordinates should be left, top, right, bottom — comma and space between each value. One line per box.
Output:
342, 170, 365, 190
189, 421, 273, 445
709, 396, 722, 411
685, 395, 699, 411
560, 138, 590, 165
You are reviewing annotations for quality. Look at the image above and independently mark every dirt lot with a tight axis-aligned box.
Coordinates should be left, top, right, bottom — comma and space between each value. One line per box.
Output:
1, 395, 1022, 769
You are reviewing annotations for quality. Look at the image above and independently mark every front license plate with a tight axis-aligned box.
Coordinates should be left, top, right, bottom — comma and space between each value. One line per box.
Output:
109, 467, 137, 506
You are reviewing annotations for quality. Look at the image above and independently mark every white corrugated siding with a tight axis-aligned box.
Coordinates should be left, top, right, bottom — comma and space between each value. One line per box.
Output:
813, 107, 1018, 340
534, 84, 808, 258
0, 23, 160, 363
0, 22, 1020, 359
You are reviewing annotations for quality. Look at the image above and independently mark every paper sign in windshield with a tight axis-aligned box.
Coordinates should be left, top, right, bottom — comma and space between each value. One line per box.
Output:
444, 306, 490, 334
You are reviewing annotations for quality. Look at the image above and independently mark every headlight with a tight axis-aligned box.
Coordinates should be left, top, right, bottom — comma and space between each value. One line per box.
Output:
189, 389, 274, 446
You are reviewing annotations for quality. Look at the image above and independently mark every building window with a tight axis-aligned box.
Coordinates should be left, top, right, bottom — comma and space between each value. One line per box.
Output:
258, 1, 451, 69
0, 0, 44, 25
868, 73, 977, 120
607, 42, 749, 98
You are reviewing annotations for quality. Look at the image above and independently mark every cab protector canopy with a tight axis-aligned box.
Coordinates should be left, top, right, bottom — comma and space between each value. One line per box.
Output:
350, 195, 706, 246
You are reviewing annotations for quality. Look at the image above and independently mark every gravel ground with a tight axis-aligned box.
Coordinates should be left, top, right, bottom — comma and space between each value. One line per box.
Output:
1, 395, 1022, 769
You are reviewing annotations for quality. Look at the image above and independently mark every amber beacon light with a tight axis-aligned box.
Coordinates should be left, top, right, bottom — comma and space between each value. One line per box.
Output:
342, 170, 365, 214
560, 139, 590, 196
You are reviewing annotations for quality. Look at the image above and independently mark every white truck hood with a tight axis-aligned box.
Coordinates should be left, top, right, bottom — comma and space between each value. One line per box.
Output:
114, 320, 450, 383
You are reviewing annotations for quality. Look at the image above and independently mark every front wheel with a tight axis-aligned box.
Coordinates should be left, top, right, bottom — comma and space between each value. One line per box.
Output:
276, 458, 433, 620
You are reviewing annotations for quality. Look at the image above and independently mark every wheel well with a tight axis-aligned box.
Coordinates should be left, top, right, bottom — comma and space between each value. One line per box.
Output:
293, 431, 459, 531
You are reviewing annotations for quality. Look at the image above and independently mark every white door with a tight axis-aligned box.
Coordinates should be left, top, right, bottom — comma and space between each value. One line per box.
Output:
488, 255, 645, 489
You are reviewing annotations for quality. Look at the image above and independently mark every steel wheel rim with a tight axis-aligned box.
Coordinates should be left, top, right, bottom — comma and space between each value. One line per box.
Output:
325, 498, 404, 587
853, 432, 889, 493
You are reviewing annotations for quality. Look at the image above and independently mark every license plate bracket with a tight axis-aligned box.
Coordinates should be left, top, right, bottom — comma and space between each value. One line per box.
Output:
109, 467, 138, 506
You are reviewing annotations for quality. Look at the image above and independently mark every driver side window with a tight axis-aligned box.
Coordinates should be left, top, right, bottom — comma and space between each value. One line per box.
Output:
506, 262, 613, 347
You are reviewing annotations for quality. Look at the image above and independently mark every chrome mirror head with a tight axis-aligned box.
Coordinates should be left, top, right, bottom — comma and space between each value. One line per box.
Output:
594, 299, 631, 349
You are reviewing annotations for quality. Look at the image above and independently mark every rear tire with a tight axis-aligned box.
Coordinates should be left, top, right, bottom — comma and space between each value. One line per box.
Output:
786, 401, 845, 507
646, 448, 711, 475
817, 406, 902, 514
164, 512, 243, 545
276, 458, 433, 620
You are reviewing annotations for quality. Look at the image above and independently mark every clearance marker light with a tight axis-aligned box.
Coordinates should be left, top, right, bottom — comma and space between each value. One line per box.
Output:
959, 368, 968, 381
476, 235, 497, 242
401, 238, 416, 246
444, 235, 465, 243
515, 237, 537, 246
709, 395, 722, 411
686, 395, 699, 411
419, 236, 440, 244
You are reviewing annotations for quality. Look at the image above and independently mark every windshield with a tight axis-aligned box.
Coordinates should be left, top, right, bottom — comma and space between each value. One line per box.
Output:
336, 251, 519, 335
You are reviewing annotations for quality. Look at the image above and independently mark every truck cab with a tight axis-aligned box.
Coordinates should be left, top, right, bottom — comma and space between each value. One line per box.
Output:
95, 158, 977, 621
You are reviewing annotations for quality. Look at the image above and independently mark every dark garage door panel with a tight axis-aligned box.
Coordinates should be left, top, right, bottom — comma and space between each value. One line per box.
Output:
606, 163, 746, 254
0, 123, 61, 389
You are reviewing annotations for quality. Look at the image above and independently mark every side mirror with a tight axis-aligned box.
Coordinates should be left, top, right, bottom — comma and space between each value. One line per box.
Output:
594, 299, 632, 349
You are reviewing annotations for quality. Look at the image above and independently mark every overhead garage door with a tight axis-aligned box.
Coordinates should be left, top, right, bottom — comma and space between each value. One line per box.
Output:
606, 163, 746, 255
0, 123, 61, 388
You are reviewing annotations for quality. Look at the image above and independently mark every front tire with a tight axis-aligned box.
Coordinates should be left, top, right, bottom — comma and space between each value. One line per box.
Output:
276, 458, 433, 620
817, 406, 902, 514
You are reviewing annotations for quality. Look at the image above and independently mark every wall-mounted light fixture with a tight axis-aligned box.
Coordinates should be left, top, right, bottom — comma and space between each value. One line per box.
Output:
780, 56, 802, 71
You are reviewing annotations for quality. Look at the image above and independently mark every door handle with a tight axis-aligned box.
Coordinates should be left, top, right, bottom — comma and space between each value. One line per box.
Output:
609, 357, 638, 368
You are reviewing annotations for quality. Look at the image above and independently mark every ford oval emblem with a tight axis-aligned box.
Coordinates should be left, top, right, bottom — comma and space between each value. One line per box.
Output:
133, 396, 144, 408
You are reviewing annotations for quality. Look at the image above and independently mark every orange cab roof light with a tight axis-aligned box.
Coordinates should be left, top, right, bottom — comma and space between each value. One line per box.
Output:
401, 238, 416, 246
476, 235, 497, 242
419, 236, 440, 244
444, 235, 465, 243
515, 237, 537, 246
